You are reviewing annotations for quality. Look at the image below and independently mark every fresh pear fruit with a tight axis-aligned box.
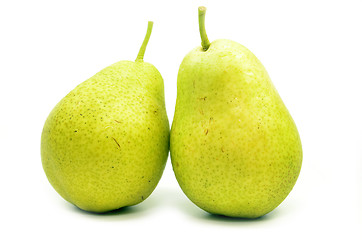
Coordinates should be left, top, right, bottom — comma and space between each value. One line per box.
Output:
170, 7, 302, 218
41, 22, 169, 213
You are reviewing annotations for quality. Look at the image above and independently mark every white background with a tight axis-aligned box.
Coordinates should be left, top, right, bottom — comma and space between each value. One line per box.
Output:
1, 0, 361, 239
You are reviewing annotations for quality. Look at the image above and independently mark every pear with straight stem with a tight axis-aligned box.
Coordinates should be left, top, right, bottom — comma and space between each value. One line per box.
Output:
170, 7, 303, 218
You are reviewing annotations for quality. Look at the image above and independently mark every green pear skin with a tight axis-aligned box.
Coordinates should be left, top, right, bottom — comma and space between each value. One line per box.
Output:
170, 7, 302, 218
41, 22, 169, 213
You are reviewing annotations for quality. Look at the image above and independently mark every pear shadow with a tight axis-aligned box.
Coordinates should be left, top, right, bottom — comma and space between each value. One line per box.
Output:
155, 186, 282, 225
185, 205, 280, 225
198, 210, 278, 224
60, 185, 285, 223
69, 205, 139, 216
63, 193, 160, 221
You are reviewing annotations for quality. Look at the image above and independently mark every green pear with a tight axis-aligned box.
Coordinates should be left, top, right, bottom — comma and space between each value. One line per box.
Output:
41, 22, 169, 213
170, 7, 302, 218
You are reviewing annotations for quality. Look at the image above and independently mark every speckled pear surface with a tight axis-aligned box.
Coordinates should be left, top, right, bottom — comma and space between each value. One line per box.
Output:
170, 8, 302, 218
41, 22, 169, 213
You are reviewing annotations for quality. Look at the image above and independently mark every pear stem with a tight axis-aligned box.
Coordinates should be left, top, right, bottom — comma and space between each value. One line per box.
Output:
136, 21, 153, 62
198, 6, 210, 51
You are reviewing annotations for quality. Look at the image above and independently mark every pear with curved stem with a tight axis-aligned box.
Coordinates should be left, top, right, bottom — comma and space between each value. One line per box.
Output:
41, 21, 169, 213
170, 7, 302, 218
136, 21, 153, 62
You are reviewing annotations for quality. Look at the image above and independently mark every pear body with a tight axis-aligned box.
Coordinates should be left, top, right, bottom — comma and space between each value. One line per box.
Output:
171, 39, 302, 218
41, 60, 169, 212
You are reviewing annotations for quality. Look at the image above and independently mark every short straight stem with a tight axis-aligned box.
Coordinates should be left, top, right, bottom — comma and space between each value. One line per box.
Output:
198, 6, 210, 51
